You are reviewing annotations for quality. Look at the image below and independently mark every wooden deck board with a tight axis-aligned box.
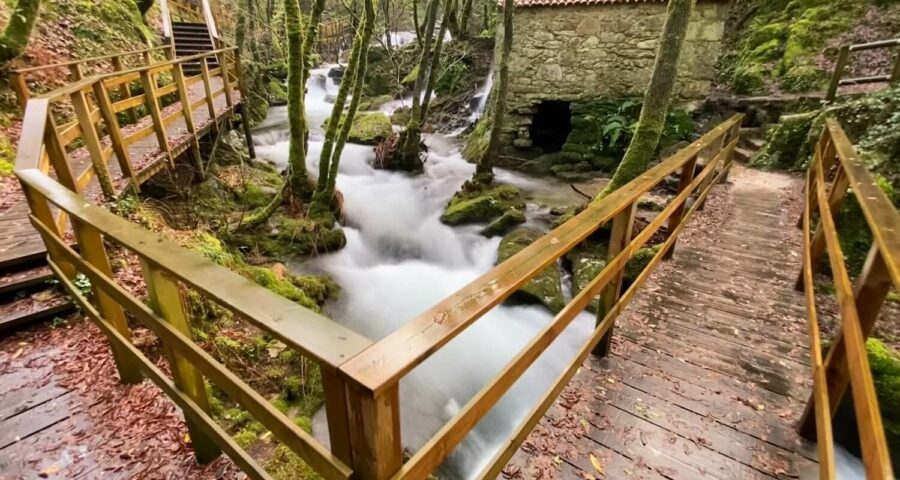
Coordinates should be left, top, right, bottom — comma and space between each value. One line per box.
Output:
0, 76, 237, 269
507, 167, 818, 479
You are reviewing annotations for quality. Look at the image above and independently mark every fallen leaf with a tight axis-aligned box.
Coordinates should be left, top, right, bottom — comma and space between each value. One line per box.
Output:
12, 348, 24, 359
589, 453, 605, 476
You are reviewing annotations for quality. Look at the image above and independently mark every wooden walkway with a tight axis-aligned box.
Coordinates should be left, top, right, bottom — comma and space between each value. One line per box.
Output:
505, 166, 819, 479
0, 76, 235, 270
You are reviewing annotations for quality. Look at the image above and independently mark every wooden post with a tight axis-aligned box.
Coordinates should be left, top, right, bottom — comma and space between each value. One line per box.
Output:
70, 220, 143, 384
795, 166, 850, 290
170, 59, 205, 174
826, 46, 850, 102
322, 368, 354, 466
70, 89, 116, 199
594, 202, 637, 358
69, 63, 84, 81
10, 71, 30, 109
141, 260, 222, 463
200, 56, 218, 129
21, 186, 76, 279
662, 155, 697, 260
140, 69, 174, 166
219, 49, 235, 110
93, 81, 138, 190
234, 50, 256, 159
112, 55, 137, 124
799, 244, 893, 439
697, 134, 726, 211
344, 381, 402, 480
44, 117, 79, 192
797, 132, 835, 228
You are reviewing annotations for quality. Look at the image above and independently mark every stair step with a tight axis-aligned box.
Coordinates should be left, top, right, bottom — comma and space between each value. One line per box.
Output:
734, 146, 754, 163
0, 289, 74, 332
0, 265, 52, 296
747, 137, 766, 149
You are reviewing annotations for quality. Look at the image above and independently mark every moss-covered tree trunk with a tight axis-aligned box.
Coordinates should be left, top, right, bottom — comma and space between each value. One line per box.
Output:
396, 0, 440, 166
311, 0, 377, 220
475, 0, 513, 180
0, 0, 42, 64
418, 0, 452, 124
595, 0, 695, 199
458, 0, 473, 39
413, 0, 422, 46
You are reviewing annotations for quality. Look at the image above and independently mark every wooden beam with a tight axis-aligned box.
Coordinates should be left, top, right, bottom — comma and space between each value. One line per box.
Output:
594, 201, 636, 357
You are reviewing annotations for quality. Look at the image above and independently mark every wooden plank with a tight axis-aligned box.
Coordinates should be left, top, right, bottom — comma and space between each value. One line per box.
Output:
0, 383, 69, 422
0, 391, 73, 449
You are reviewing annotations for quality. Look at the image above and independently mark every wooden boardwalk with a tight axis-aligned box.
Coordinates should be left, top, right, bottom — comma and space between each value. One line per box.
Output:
0, 76, 235, 270
505, 166, 820, 479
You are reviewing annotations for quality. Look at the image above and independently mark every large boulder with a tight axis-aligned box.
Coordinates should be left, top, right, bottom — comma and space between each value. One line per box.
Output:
566, 243, 608, 313
496, 227, 565, 313
323, 112, 392, 145
480, 209, 526, 237
441, 184, 525, 226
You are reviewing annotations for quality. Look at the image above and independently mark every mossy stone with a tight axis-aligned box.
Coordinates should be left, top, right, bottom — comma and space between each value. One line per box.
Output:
480, 208, 526, 237
323, 112, 392, 145
867, 338, 900, 461
624, 245, 662, 285
497, 227, 565, 313
751, 111, 818, 170
441, 184, 526, 226
567, 243, 609, 313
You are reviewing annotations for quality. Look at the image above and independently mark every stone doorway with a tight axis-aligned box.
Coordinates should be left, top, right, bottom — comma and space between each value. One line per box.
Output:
529, 100, 572, 153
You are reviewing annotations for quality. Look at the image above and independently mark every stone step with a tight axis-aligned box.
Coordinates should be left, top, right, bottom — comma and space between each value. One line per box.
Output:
733, 146, 754, 163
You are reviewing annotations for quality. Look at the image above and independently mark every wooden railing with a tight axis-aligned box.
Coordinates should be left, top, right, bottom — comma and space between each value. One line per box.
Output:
14, 52, 371, 480
15, 45, 241, 231
335, 114, 744, 479
317, 18, 352, 62
826, 38, 900, 101
9, 45, 171, 109
796, 118, 898, 479
169, 0, 206, 23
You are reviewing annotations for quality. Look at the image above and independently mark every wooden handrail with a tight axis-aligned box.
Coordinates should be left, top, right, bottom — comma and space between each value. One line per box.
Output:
336, 114, 743, 479
10, 45, 170, 74
826, 38, 900, 101
796, 118, 897, 479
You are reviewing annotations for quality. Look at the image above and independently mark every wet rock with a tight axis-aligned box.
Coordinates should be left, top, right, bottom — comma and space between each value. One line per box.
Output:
480, 209, 526, 237
567, 242, 608, 313
441, 184, 526, 226
322, 112, 392, 145
497, 227, 565, 313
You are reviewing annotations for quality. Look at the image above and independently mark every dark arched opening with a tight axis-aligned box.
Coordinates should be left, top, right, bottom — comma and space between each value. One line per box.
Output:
529, 100, 572, 153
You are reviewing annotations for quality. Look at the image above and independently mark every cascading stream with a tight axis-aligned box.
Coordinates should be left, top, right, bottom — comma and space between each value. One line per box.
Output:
252, 66, 593, 478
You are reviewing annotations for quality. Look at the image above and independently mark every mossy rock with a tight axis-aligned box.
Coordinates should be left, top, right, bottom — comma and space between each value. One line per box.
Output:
751, 111, 818, 170
566, 243, 609, 313
323, 112, 392, 145
441, 184, 525, 226
480, 208, 526, 237
497, 227, 565, 313
357, 94, 394, 111
231, 213, 347, 258
462, 116, 491, 163
624, 245, 662, 285
268, 79, 288, 106
732, 64, 766, 95
867, 338, 900, 460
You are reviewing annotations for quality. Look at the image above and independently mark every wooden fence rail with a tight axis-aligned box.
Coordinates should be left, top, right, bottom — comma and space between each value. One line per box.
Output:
14, 45, 372, 474
826, 38, 900, 101
337, 114, 744, 479
796, 118, 898, 479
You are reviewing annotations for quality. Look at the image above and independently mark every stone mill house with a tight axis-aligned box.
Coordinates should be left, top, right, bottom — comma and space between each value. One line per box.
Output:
497, 0, 728, 162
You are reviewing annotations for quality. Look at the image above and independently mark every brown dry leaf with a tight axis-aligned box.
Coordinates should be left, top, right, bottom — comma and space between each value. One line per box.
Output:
589, 454, 605, 476
39, 463, 60, 477
12, 348, 24, 359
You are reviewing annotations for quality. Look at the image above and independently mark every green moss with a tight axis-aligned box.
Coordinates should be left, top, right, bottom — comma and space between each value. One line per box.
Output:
268, 79, 288, 106
480, 208, 526, 237
462, 115, 491, 162
497, 227, 565, 313
357, 94, 394, 111
349, 112, 391, 145
567, 243, 609, 313
441, 184, 525, 226
624, 245, 662, 285
867, 339, 900, 452
732, 65, 766, 95
751, 111, 819, 170
266, 444, 323, 480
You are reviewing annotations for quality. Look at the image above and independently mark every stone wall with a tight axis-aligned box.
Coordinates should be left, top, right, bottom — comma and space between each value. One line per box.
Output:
501, 1, 728, 148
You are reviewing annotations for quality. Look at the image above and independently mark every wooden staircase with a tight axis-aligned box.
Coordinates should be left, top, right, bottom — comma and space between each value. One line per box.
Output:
172, 21, 218, 76
0, 257, 74, 332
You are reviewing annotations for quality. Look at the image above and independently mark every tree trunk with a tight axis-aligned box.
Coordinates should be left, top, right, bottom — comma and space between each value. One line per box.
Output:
458, 0, 473, 39
476, 0, 513, 180
595, 0, 696, 200
0, 0, 41, 64
312, 0, 376, 217
284, 0, 313, 199
383, 0, 392, 53
413, 0, 422, 46
418, 0, 452, 125
399, 0, 440, 160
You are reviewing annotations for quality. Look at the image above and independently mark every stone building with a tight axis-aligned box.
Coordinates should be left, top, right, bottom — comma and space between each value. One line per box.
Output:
500, 0, 729, 153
